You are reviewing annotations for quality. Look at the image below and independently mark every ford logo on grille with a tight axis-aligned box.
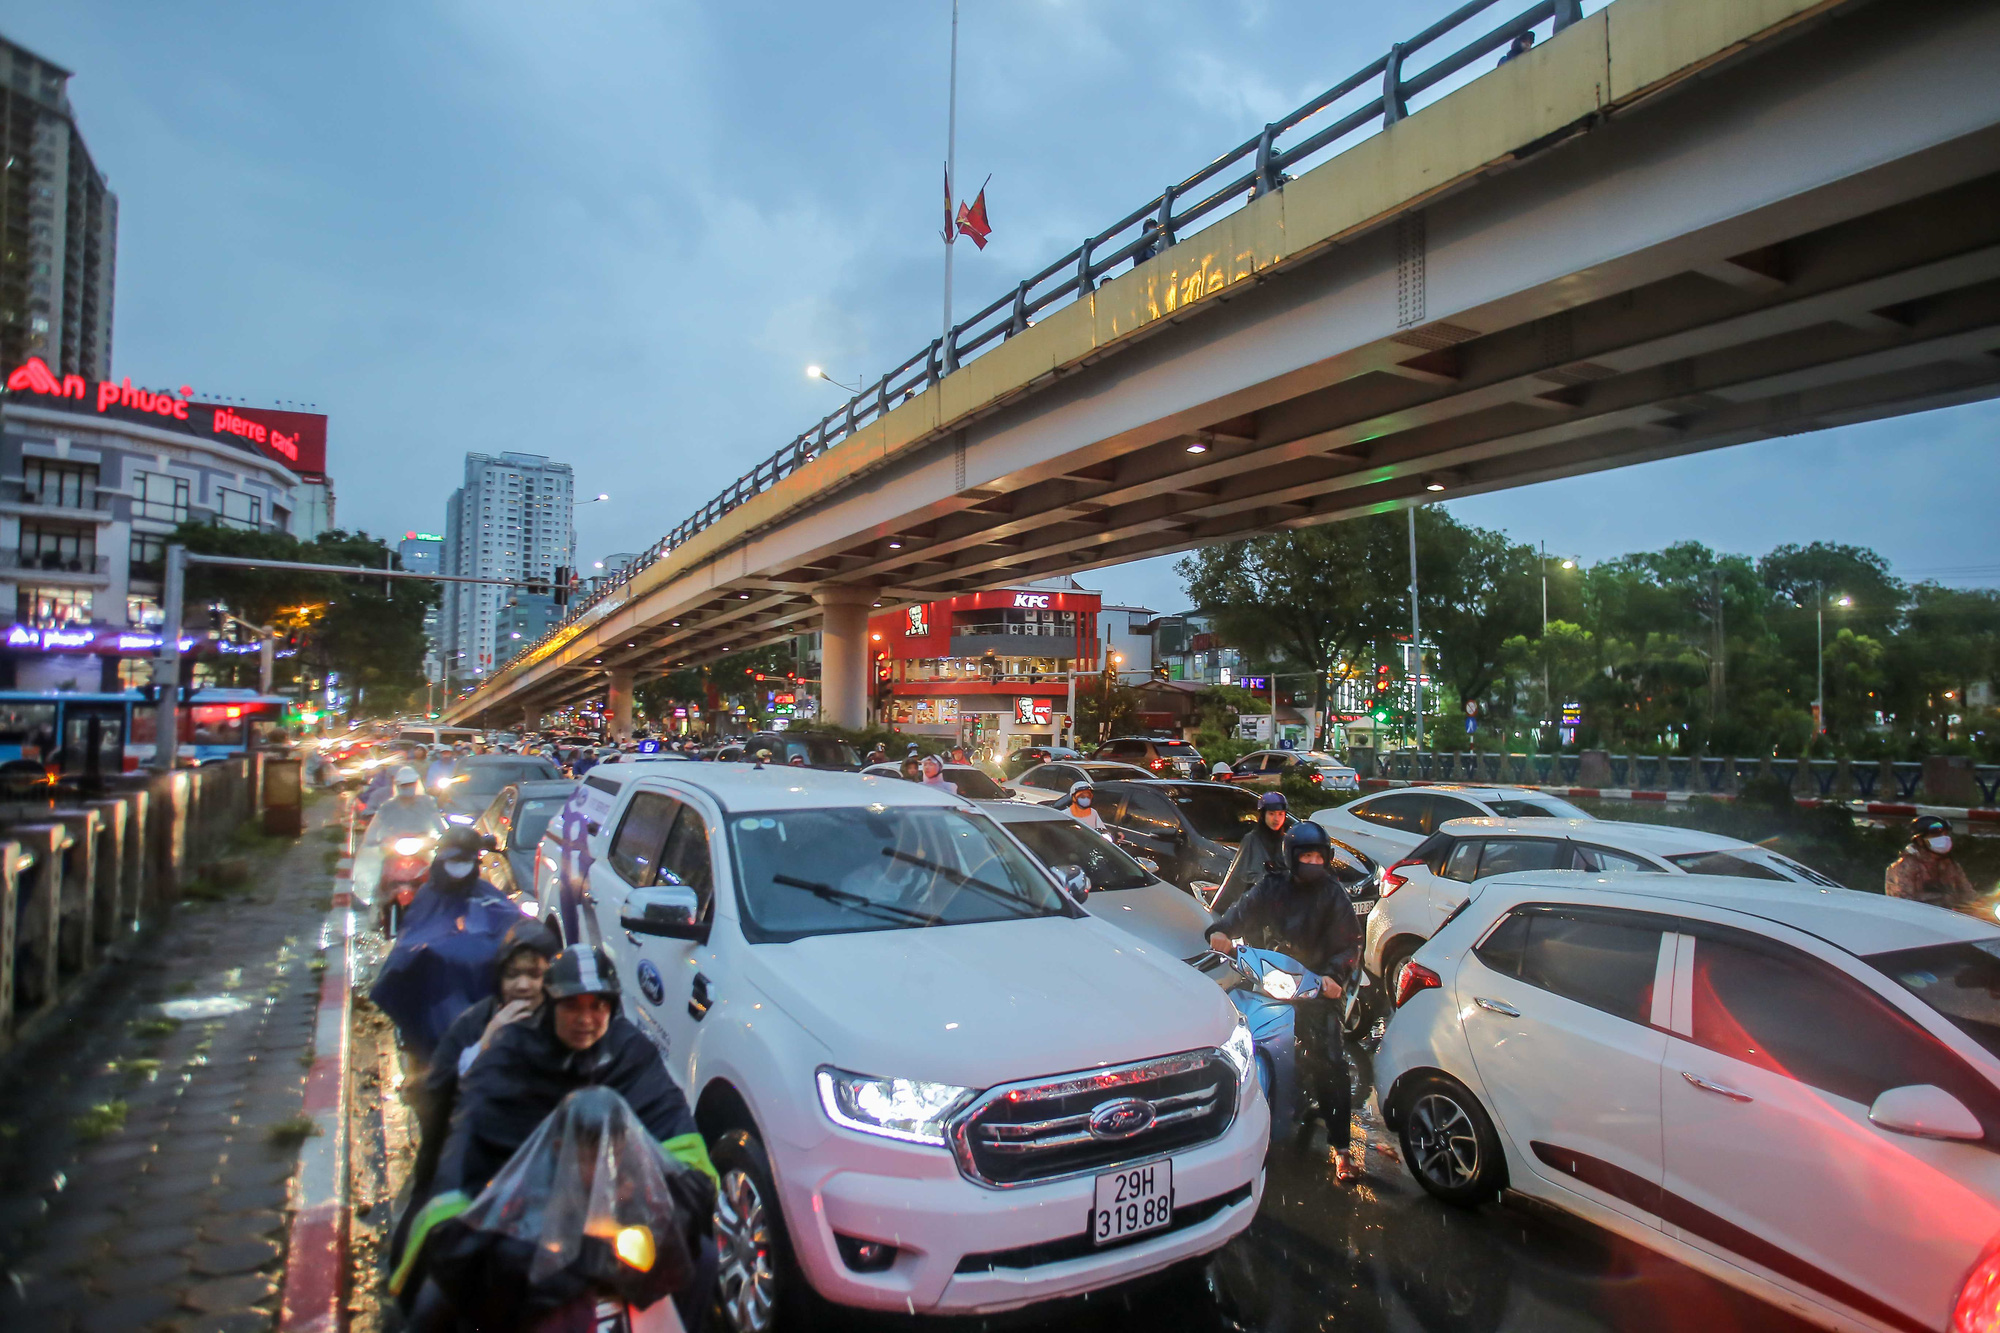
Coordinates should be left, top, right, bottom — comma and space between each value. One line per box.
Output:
1088, 1097, 1157, 1140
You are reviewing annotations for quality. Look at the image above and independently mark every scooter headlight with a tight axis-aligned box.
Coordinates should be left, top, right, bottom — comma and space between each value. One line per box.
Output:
1260, 966, 1299, 1000
392, 836, 429, 856
1220, 1018, 1256, 1083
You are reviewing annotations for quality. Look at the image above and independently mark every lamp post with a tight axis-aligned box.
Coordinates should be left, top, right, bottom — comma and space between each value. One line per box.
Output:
1818, 591, 1853, 736
1540, 547, 1576, 732
806, 365, 862, 395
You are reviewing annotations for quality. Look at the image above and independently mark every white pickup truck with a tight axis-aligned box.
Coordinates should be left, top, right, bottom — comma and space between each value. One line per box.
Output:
533, 762, 1267, 1331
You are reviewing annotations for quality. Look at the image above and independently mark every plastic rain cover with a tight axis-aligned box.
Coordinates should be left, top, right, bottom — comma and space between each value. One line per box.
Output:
430, 1087, 707, 1327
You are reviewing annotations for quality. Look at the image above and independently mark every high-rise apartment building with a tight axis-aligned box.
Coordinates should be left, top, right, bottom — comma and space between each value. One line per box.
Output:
0, 35, 116, 382
441, 453, 573, 688
398, 532, 444, 685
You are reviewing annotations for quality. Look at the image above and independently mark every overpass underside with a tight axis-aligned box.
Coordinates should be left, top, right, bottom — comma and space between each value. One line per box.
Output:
457, 0, 2000, 726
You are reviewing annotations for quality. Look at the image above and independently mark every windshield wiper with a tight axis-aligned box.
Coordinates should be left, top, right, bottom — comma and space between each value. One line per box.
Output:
770, 874, 942, 926
880, 849, 1052, 914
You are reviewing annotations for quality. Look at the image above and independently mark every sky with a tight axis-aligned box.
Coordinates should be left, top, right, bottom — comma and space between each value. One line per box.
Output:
6, 0, 1996, 614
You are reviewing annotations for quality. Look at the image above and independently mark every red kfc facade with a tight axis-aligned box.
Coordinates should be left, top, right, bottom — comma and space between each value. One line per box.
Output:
868, 586, 1101, 751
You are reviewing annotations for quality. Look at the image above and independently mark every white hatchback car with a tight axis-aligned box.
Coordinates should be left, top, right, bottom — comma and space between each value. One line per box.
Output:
1003, 760, 1159, 803
536, 764, 1267, 1329
1361, 817, 1846, 991
1311, 785, 1594, 866
1377, 872, 2000, 1333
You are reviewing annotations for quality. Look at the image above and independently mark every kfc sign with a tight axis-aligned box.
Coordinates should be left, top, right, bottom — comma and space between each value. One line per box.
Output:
1014, 697, 1053, 726
1013, 594, 1050, 609
905, 605, 930, 636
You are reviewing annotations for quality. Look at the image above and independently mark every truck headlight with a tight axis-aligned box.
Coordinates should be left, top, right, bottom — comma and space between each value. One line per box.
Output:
1220, 1019, 1256, 1083
815, 1068, 975, 1146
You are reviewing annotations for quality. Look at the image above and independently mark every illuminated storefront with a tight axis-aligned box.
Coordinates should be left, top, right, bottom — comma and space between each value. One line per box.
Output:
868, 585, 1100, 751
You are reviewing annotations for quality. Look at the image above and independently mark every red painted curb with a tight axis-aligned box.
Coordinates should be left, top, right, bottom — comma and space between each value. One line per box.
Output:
279, 896, 352, 1333
1866, 803, 1919, 817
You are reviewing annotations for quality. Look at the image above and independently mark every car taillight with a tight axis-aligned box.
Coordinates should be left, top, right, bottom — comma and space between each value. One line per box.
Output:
1395, 960, 1442, 1009
1381, 857, 1422, 897
1309, 771, 1323, 784
1150, 758, 1166, 771
1956, 1235, 2000, 1333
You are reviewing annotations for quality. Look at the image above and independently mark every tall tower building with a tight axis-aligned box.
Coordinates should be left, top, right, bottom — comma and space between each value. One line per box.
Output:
398, 532, 444, 686
441, 453, 574, 689
0, 34, 116, 381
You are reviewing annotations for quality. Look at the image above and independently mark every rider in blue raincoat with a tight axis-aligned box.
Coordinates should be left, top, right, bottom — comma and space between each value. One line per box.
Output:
370, 823, 523, 1060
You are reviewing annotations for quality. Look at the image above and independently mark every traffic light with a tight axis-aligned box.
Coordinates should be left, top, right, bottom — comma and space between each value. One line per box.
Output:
1153, 664, 1170, 684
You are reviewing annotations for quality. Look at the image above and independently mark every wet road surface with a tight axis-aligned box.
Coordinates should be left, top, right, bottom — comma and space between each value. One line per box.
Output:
817, 1044, 1819, 1333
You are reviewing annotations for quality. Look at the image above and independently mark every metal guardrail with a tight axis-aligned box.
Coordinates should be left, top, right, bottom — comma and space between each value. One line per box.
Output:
496, 0, 1586, 679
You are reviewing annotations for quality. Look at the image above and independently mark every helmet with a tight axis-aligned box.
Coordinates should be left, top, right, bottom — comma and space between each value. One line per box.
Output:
393, 765, 421, 788
1912, 814, 1953, 840
1283, 820, 1333, 865
1066, 780, 1095, 804
544, 945, 621, 1001
497, 918, 560, 968
436, 824, 488, 859
1256, 791, 1288, 813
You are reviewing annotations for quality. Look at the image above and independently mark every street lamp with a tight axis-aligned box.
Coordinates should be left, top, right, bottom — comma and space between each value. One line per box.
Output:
1817, 592, 1853, 735
1540, 546, 1577, 729
806, 365, 862, 394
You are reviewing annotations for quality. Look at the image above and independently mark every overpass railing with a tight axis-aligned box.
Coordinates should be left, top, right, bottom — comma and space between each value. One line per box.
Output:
496, 0, 1588, 684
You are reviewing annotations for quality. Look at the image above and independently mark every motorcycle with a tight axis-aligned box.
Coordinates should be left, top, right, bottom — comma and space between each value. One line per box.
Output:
422, 1086, 714, 1333
1202, 942, 1322, 1146
378, 832, 439, 937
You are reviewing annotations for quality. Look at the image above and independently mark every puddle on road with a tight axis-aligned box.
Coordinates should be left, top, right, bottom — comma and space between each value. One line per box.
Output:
157, 996, 252, 1020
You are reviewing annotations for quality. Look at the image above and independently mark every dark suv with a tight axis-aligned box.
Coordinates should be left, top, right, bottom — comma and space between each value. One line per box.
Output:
714, 731, 860, 770
1093, 736, 1208, 778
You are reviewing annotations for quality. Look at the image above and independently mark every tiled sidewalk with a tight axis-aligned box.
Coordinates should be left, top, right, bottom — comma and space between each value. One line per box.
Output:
0, 803, 344, 1333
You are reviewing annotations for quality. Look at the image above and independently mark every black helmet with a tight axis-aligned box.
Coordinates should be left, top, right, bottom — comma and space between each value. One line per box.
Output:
544, 945, 621, 1001
437, 824, 490, 859
498, 917, 560, 967
1283, 820, 1333, 865
1256, 791, 1289, 813
1911, 814, 1953, 840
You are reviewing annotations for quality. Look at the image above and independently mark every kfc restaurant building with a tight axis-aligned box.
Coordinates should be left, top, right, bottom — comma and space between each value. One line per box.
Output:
869, 584, 1100, 753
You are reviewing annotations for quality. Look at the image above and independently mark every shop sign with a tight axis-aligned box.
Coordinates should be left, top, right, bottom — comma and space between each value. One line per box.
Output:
905, 605, 930, 636
1012, 594, 1050, 609
1014, 697, 1052, 726
4, 624, 194, 654
1238, 676, 1268, 690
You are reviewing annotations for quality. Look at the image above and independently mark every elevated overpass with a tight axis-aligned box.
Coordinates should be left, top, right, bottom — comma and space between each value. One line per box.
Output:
448, 0, 2000, 732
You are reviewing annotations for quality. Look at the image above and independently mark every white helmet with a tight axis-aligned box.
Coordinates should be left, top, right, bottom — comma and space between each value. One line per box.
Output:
393, 765, 421, 789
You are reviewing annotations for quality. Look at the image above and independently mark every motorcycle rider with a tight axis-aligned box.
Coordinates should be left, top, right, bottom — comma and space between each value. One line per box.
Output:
1213, 791, 1292, 915
1065, 780, 1107, 833
1886, 814, 1978, 912
353, 766, 445, 908
1207, 820, 1364, 1180
393, 918, 561, 1274
393, 945, 716, 1321
368, 824, 522, 1059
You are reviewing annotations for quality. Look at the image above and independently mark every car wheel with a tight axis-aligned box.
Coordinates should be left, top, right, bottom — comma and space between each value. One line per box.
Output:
712, 1128, 820, 1333
1397, 1074, 1505, 1206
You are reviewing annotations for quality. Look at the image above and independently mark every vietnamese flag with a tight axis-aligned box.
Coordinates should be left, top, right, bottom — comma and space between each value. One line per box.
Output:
956, 178, 992, 249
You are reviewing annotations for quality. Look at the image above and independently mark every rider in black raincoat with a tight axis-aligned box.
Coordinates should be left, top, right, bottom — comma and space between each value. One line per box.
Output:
394, 946, 715, 1318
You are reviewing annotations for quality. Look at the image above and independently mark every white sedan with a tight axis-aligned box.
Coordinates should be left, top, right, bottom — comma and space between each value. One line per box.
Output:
1377, 870, 2000, 1333
1361, 815, 1846, 989
1311, 784, 1592, 865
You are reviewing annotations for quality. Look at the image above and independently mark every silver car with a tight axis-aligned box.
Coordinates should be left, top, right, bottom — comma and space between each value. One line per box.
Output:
985, 800, 1216, 957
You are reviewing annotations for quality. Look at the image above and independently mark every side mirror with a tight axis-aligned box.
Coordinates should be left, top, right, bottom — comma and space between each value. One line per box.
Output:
1868, 1084, 1982, 1141
620, 881, 707, 942
1053, 864, 1090, 901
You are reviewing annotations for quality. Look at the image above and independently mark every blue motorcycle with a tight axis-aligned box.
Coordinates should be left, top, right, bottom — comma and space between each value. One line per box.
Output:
1204, 944, 1322, 1142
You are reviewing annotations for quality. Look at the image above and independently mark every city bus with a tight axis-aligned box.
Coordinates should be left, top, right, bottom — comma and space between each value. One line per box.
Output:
0, 689, 294, 774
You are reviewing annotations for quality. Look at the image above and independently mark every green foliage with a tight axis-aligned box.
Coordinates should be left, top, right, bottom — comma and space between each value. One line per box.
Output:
170, 523, 433, 709
71, 1100, 128, 1141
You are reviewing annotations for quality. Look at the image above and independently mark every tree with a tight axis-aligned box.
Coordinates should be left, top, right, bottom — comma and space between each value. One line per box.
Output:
170, 524, 433, 713
1411, 510, 1541, 711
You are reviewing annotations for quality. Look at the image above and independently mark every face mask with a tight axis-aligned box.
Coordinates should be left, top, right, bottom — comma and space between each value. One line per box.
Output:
440, 857, 477, 879
1294, 861, 1331, 886
1075, 796, 1091, 808
1927, 835, 1952, 855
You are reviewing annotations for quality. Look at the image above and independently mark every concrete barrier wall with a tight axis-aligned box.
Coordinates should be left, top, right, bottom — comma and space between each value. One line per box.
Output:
0, 758, 260, 1052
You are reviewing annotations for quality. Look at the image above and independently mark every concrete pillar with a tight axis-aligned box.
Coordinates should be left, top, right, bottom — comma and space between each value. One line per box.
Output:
815, 587, 873, 730
607, 668, 636, 742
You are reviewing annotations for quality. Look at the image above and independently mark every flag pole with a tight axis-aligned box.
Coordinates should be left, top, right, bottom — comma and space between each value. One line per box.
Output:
942, 0, 960, 348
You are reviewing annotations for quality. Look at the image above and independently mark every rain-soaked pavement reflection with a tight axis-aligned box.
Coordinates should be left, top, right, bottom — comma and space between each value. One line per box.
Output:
820, 1045, 1817, 1333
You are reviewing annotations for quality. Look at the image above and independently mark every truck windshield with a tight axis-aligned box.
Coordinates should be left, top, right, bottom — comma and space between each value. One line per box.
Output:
728, 806, 1073, 943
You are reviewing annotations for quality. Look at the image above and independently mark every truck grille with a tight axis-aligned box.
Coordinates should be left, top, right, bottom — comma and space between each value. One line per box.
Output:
948, 1051, 1237, 1188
